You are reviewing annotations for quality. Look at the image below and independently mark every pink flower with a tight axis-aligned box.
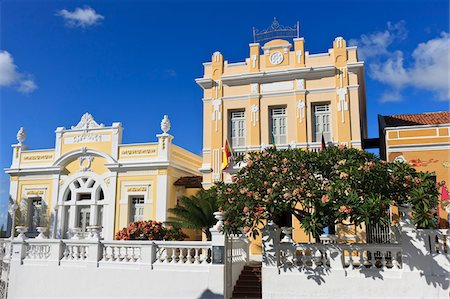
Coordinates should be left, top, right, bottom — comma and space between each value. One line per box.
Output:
283, 192, 292, 199
282, 158, 288, 163
338, 144, 346, 150
340, 172, 349, 179
243, 226, 251, 233
267, 188, 273, 194
339, 205, 352, 214
243, 206, 249, 213
272, 167, 279, 172
322, 194, 329, 203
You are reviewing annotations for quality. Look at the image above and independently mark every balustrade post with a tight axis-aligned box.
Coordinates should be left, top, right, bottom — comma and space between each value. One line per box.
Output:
140, 242, 155, 269
11, 227, 28, 265
48, 240, 63, 266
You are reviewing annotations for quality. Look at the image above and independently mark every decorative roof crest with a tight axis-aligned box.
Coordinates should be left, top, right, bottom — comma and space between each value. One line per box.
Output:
71, 113, 105, 130
253, 18, 299, 43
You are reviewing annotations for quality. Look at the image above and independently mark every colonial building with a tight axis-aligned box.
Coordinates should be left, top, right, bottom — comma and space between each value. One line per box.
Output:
196, 20, 368, 254
379, 111, 450, 228
197, 20, 367, 188
5, 113, 202, 240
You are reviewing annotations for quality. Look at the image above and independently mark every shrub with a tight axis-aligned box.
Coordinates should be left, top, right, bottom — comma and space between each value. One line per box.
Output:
115, 220, 186, 241
216, 146, 441, 239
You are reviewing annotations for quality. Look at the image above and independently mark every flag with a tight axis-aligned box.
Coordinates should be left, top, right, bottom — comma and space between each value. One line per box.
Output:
222, 139, 232, 170
321, 133, 326, 151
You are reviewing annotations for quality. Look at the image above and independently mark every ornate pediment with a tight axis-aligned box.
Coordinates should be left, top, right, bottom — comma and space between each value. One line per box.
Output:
71, 113, 104, 130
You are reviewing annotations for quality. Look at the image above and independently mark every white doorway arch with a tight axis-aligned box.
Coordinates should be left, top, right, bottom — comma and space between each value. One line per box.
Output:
58, 172, 111, 239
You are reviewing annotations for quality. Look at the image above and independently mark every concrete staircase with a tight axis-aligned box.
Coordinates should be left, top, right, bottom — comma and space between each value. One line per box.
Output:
231, 262, 262, 299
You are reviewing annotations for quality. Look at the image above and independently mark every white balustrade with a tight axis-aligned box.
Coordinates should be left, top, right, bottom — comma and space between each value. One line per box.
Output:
154, 241, 212, 265
62, 242, 89, 261
25, 243, 50, 260
101, 242, 143, 263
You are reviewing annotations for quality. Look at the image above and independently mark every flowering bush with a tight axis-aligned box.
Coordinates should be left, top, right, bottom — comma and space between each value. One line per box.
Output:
115, 220, 186, 241
216, 146, 441, 239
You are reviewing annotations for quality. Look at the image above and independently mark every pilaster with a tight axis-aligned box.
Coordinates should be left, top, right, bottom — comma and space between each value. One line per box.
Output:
249, 43, 260, 72
333, 36, 352, 145
293, 38, 305, 67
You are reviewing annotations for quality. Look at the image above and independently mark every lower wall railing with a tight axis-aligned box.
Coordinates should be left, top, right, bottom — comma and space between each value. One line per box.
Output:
16, 239, 215, 269
278, 242, 403, 271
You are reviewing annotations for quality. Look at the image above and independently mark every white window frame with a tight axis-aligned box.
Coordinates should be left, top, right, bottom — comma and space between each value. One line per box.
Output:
270, 107, 287, 145
312, 103, 332, 142
129, 196, 145, 223
229, 110, 246, 148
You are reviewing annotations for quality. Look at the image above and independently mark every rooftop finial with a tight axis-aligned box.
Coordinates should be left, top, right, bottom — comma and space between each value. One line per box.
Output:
161, 115, 171, 134
17, 127, 26, 145
253, 18, 299, 43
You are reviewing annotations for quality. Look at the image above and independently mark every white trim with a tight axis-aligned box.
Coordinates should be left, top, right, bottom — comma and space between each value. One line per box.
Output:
261, 44, 292, 52
347, 46, 357, 50
20, 148, 55, 153
202, 62, 211, 67
306, 52, 330, 57
387, 143, 450, 152
384, 124, 450, 131
226, 61, 247, 67
118, 142, 158, 147
219, 65, 336, 86
195, 78, 214, 89
203, 86, 338, 103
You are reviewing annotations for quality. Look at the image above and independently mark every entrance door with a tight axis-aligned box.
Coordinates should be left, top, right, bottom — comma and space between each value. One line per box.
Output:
78, 206, 91, 236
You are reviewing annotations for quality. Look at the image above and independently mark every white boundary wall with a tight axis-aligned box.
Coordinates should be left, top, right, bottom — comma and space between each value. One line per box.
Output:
2, 225, 249, 299
261, 221, 450, 299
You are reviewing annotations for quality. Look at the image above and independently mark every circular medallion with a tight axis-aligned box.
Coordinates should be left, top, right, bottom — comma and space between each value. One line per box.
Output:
269, 51, 284, 65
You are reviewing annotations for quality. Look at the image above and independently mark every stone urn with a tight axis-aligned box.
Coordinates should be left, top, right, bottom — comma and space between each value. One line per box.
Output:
86, 225, 102, 240
69, 227, 83, 240
15, 226, 28, 240
36, 227, 48, 239
213, 211, 224, 231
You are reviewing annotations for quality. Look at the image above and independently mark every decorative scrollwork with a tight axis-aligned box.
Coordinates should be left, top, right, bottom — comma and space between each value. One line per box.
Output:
253, 18, 299, 43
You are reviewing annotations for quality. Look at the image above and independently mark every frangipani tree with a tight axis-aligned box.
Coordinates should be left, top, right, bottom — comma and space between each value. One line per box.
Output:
216, 146, 441, 239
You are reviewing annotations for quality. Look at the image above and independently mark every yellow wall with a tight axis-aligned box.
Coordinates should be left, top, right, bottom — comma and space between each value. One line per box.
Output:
385, 125, 450, 227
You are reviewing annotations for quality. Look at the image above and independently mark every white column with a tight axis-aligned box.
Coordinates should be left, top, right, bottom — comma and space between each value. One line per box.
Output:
104, 172, 118, 241
7, 179, 19, 235
50, 173, 61, 238
69, 206, 77, 230
155, 174, 169, 222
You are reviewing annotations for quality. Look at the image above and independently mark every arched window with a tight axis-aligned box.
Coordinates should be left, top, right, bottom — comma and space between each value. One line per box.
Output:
60, 176, 107, 238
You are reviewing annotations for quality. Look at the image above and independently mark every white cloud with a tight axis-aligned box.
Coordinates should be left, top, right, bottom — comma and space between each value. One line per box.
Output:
56, 6, 104, 28
349, 21, 407, 60
0, 51, 37, 94
351, 23, 449, 102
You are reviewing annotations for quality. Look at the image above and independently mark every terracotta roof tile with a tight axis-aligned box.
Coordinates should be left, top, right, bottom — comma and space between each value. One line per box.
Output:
383, 111, 450, 127
174, 176, 202, 188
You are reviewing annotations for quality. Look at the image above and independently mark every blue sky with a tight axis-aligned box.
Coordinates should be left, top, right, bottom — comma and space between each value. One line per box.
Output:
0, 0, 449, 224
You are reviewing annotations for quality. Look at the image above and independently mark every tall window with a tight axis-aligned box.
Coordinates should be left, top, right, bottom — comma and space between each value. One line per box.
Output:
270, 107, 287, 145
130, 196, 145, 222
313, 103, 331, 142
230, 110, 245, 148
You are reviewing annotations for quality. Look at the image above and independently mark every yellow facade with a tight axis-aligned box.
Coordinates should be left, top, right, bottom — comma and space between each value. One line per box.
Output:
6, 113, 202, 240
197, 30, 368, 255
380, 112, 450, 228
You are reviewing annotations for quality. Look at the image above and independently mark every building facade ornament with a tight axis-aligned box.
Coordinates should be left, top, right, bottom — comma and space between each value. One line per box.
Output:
212, 99, 222, 132
296, 79, 305, 90
251, 104, 259, 126
71, 113, 105, 131
17, 127, 26, 145
78, 155, 94, 172
161, 115, 171, 134
337, 87, 348, 123
297, 100, 305, 123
